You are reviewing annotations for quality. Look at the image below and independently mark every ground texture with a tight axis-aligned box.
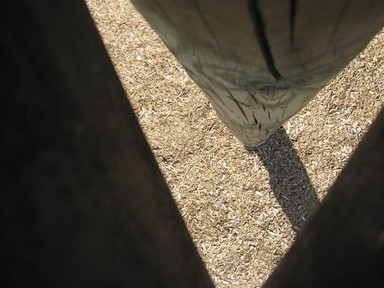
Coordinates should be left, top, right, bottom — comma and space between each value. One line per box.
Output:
87, 1, 383, 287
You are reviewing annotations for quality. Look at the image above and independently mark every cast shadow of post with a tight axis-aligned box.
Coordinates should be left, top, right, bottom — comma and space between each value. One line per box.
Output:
250, 127, 320, 232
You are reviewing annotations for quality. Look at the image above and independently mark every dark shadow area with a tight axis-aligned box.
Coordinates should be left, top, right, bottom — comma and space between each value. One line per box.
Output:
250, 128, 320, 232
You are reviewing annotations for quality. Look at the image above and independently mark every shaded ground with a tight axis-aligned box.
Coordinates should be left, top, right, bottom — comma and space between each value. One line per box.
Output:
86, 1, 383, 287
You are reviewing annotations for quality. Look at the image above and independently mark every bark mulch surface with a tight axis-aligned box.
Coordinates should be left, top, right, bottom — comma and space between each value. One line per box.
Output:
87, 1, 383, 287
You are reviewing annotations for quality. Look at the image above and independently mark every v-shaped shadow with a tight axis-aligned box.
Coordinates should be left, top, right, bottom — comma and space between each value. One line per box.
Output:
250, 128, 320, 232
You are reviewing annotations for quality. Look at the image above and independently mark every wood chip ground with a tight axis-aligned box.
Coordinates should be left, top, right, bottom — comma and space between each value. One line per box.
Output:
86, 1, 383, 287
